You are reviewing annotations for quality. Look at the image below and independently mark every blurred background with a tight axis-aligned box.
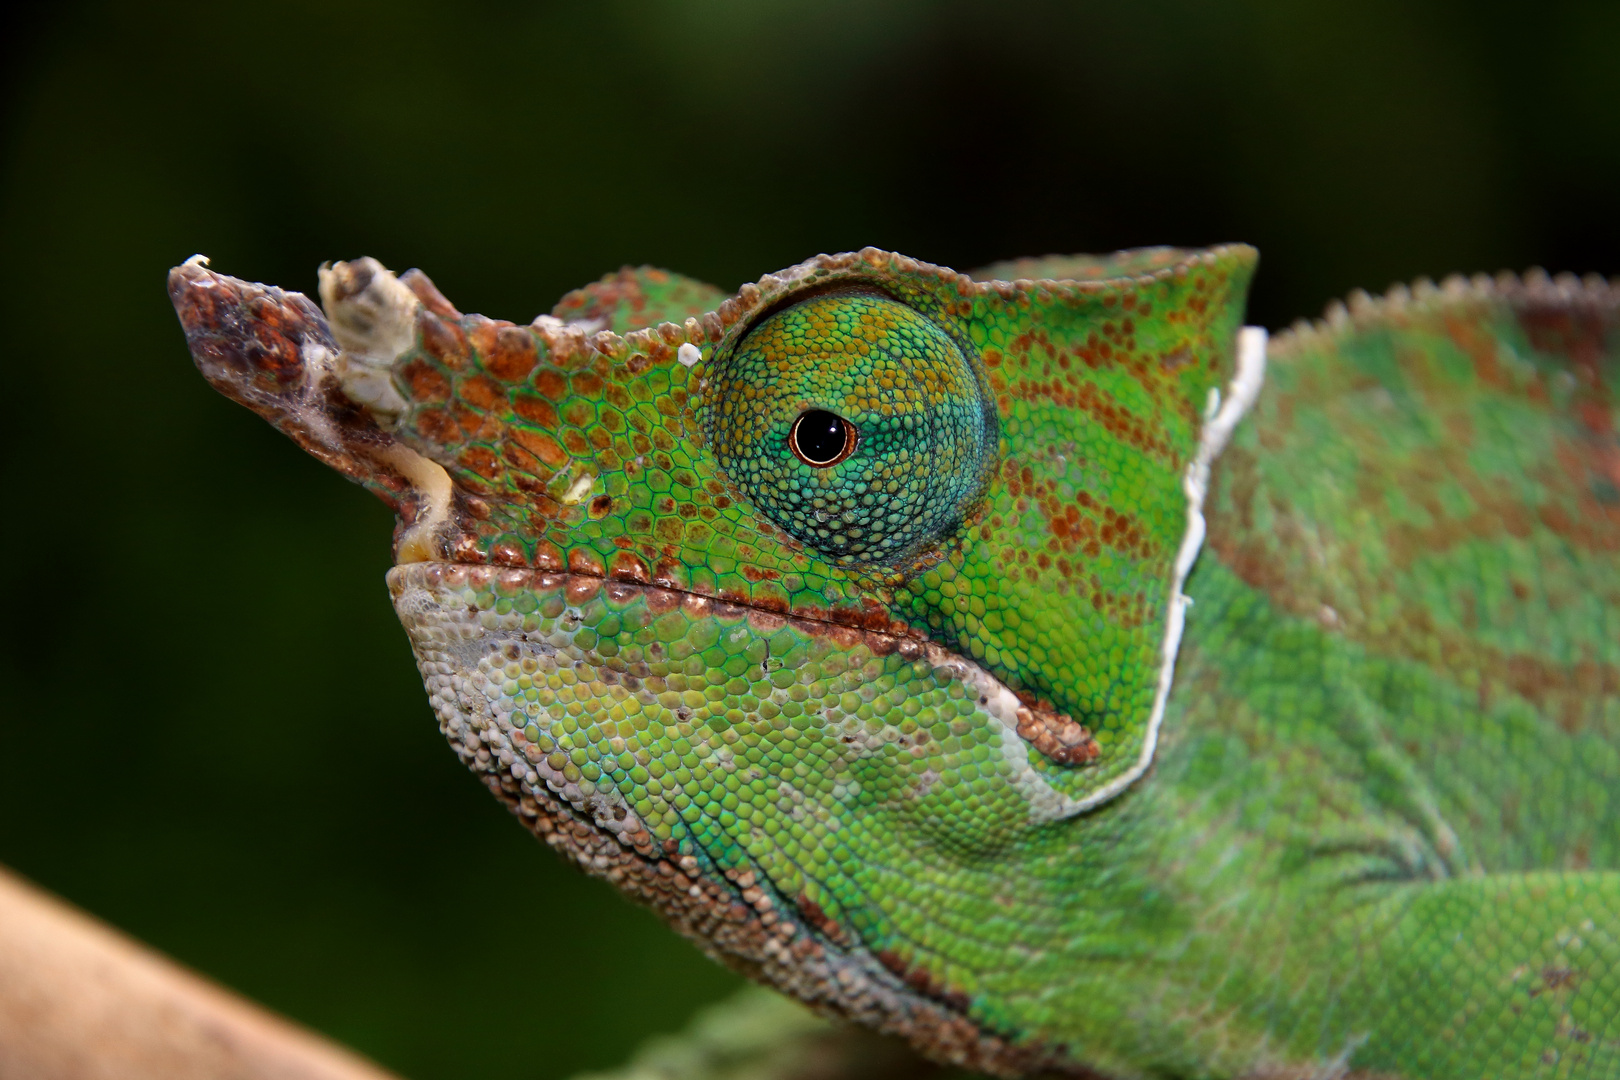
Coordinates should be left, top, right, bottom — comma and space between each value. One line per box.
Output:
1, 1, 1617, 1077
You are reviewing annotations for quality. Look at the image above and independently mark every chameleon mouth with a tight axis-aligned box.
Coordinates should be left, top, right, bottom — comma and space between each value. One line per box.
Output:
392, 560, 930, 658
409, 558, 1105, 769
386, 560, 1097, 826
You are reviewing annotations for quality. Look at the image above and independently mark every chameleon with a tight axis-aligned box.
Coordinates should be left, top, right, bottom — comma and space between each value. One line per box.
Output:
168, 244, 1619, 1079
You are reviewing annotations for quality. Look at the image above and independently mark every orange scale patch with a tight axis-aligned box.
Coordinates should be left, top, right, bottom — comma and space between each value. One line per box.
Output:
512, 394, 560, 429
413, 408, 460, 445
532, 368, 568, 399
418, 314, 469, 369
457, 374, 506, 411
484, 326, 538, 382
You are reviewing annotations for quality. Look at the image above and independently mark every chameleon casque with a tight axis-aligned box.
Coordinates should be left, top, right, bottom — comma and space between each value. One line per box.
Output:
168, 244, 1619, 1080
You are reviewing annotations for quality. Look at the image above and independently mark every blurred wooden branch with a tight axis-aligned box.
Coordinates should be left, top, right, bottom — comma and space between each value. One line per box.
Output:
0, 863, 950, 1080
0, 864, 401, 1080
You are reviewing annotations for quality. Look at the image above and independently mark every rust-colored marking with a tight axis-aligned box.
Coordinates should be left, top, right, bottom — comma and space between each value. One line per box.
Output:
485, 326, 538, 382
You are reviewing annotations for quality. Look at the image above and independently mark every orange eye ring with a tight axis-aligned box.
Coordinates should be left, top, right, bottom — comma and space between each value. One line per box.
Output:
789, 409, 858, 468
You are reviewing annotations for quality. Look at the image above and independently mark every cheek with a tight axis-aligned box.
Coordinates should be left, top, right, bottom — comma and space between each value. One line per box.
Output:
392, 565, 1052, 920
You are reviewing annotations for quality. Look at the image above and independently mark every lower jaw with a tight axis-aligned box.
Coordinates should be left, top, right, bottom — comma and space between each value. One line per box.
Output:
382, 560, 1069, 1078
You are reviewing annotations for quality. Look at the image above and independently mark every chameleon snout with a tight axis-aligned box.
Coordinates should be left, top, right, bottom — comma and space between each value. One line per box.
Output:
169, 256, 457, 564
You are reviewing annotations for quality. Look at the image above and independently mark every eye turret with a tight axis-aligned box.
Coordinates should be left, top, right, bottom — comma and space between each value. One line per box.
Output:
705, 291, 995, 569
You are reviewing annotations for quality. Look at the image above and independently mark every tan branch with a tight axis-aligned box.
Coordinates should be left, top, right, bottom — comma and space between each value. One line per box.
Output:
0, 864, 402, 1080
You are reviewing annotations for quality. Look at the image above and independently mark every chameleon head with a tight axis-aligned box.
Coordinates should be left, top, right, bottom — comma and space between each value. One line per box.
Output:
171, 246, 1260, 1071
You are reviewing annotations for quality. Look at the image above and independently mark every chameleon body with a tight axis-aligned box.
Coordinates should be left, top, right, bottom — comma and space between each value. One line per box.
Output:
170, 246, 1619, 1079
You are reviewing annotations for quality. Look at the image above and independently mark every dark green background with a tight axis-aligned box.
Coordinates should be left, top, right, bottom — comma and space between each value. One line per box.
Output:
1, 2, 1616, 1078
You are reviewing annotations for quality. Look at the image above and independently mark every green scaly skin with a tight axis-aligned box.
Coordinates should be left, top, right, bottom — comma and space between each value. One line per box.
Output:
170, 246, 1619, 1079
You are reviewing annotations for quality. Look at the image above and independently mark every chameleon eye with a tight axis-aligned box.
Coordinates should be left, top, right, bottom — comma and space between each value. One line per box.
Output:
706, 290, 995, 568
788, 409, 857, 467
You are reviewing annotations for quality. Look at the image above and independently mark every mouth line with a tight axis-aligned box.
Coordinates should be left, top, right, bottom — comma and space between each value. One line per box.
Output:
389, 558, 1101, 826
388, 559, 935, 651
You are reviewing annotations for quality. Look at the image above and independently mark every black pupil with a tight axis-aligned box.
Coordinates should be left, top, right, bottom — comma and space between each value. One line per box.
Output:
795, 410, 848, 465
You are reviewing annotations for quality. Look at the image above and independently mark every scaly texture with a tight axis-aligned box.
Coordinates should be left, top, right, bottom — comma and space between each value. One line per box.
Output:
172, 249, 1618, 1079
